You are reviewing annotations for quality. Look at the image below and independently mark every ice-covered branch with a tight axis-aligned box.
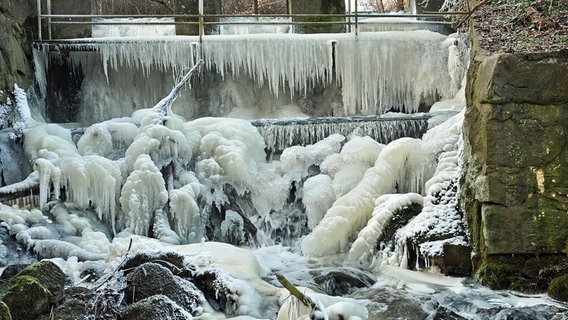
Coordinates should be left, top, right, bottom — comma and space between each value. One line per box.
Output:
153, 60, 203, 122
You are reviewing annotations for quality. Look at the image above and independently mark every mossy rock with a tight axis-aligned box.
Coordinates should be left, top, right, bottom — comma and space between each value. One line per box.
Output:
476, 261, 522, 290
0, 301, 11, 320
0, 275, 52, 320
15, 260, 66, 297
0, 261, 67, 320
548, 274, 568, 302
36, 297, 90, 320
523, 256, 568, 291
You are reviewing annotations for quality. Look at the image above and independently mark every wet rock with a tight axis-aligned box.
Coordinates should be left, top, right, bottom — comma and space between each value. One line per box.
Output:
15, 260, 67, 296
379, 202, 423, 243
423, 301, 468, 320
0, 264, 30, 282
192, 269, 234, 314
36, 297, 90, 320
494, 305, 564, 320
548, 274, 568, 302
475, 254, 568, 292
552, 312, 568, 320
432, 243, 473, 276
0, 260, 67, 320
121, 294, 193, 320
349, 287, 429, 320
125, 262, 205, 316
121, 251, 194, 277
310, 267, 375, 296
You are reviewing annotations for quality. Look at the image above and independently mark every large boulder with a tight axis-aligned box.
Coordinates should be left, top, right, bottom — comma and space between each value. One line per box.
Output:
125, 262, 205, 316
0, 260, 67, 320
36, 297, 90, 320
548, 274, 568, 302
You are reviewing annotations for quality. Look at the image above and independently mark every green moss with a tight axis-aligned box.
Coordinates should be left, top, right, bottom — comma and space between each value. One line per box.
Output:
476, 261, 522, 290
0, 275, 52, 320
0, 301, 11, 320
15, 261, 66, 296
548, 274, 568, 302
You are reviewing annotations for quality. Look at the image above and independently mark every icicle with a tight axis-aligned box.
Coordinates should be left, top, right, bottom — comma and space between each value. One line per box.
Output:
335, 31, 453, 114
253, 115, 429, 153
34, 158, 61, 209
32, 45, 49, 99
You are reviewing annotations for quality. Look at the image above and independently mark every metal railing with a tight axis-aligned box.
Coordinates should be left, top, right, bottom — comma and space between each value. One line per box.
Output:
36, 0, 454, 42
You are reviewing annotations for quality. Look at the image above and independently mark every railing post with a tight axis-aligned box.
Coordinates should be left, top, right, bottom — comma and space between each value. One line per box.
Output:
198, 0, 203, 43
46, 0, 52, 40
37, 0, 42, 41
354, 0, 358, 36
347, 0, 351, 33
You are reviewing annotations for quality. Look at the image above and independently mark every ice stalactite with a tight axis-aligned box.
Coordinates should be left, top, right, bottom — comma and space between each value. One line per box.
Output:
201, 34, 335, 99
93, 37, 200, 79
335, 31, 452, 115
169, 173, 203, 243
253, 115, 430, 154
120, 154, 168, 237
58, 156, 122, 235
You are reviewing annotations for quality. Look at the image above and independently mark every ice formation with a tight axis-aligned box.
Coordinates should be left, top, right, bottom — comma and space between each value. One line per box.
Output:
0, 17, 493, 319
34, 30, 465, 122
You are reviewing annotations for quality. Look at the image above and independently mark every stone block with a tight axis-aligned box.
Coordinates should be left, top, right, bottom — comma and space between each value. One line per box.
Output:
482, 204, 568, 254
474, 52, 568, 105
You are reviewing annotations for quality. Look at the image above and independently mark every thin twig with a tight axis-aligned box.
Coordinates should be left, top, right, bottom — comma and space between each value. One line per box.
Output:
94, 238, 133, 291
456, 0, 494, 28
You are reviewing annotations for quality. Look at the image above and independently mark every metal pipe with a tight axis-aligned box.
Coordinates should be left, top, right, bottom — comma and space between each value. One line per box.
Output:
47, 0, 52, 40
39, 13, 449, 19
37, 0, 42, 41
198, 0, 203, 43
354, 0, 358, 36
347, 0, 351, 33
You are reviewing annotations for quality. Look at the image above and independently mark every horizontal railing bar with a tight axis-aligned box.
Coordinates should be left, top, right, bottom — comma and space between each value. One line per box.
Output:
38, 13, 455, 20
43, 20, 453, 27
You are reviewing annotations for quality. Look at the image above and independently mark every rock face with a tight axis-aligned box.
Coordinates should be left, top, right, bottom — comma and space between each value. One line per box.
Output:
0, 0, 35, 106
462, 34, 568, 290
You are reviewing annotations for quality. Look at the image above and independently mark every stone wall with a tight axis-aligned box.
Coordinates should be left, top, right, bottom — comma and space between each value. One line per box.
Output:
462, 32, 568, 290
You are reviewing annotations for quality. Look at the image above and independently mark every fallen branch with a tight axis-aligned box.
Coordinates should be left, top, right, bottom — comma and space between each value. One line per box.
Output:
277, 273, 326, 319
93, 238, 133, 291
154, 59, 204, 120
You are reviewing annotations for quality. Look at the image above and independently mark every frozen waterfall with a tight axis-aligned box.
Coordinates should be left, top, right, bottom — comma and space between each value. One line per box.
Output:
34, 31, 465, 124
